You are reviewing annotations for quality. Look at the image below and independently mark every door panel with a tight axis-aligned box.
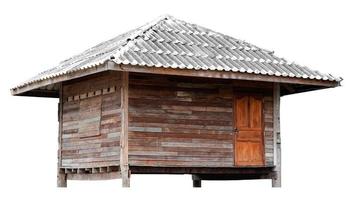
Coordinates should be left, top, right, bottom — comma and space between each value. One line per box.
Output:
234, 95, 264, 166
236, 96, 249, 128
235, 141, 264, 166
249, 97, 262, 129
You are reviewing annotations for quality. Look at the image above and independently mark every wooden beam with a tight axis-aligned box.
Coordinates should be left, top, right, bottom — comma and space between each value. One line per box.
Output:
130, 166, 274, 175
195, 174, 271, 180
16, 89, 59, 98
272, 83, 281, 187
120, 71, 130, 187
282, 84, 295, 94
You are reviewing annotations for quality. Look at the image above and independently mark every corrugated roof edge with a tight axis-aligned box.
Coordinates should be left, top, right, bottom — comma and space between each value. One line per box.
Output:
10, 14, 342, 95
10, 15, 171, 91
10, 60, 341, 97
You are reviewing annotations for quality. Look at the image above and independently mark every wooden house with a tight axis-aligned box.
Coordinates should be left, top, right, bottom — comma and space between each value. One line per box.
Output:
11, 15, 341, 188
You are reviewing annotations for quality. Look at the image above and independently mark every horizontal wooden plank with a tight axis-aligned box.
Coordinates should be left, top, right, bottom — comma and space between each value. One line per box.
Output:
62, 139, 120, 150
129, 146, 234, 153
129, 131, 233, 140
129, 109, 233, 121
129, 155, 233, 162
62, 155, 119, 164
129, 150, 233, 158
129, 122, 233, 131
62, 161, 119, 168
129, 160, 234, 167
67, 172, 121, 180
130, 117, 232, 126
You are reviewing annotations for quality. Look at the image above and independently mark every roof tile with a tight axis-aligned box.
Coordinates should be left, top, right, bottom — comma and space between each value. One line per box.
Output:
13, 15, 341, 89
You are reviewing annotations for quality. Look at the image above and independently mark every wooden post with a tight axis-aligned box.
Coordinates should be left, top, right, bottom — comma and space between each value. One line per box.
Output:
272, 83, 281, 187
57, 172, 67, 187
192, 175, 202, 188
120, 72, 130, 187
57, 83, 67, 187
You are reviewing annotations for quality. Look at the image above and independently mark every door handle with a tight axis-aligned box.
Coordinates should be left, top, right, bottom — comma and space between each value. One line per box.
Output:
233, 128, 239, 134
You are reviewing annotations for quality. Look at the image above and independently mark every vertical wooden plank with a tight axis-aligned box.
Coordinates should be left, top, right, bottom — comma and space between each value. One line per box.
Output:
57, 83, 67, 187
272, 83, 281, 187
120, 71, 130, 187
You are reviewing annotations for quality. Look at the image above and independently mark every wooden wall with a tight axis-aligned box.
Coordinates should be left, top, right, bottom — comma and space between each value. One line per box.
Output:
128, 73, 274, 167
58, 71, 274, 169
60, 72, 121, 168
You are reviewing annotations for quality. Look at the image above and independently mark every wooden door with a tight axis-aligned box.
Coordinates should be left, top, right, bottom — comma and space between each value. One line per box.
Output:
234, 95, 264, 166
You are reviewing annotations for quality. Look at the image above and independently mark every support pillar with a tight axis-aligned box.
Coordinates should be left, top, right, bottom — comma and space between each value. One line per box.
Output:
57, 83, 67, 187
120, 71, 130, 187
272, 83, 281, 187
192, 175, 202, 188
57, 172, 67, 187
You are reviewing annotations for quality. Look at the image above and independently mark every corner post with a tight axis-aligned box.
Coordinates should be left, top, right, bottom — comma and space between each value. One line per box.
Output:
272, 83, 281, 187
57, 83, 67, 187
192, 175, 202, 188
120, 71, 130, 187
57, 170, 67, 187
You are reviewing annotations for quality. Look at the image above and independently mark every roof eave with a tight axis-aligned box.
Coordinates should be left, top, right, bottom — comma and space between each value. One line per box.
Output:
10, 61, 115, 96
116, 63, 340, 87
10, 61, 340, 97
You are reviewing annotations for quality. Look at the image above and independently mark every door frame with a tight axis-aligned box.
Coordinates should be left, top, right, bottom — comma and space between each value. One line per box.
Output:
233, 92, 265, 167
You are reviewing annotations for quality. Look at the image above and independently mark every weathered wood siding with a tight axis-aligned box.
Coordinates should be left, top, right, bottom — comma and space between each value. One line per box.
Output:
58, 71, 274, 169
128, 73, 234, 167
264, 96, 274, 166
129, 73, 274, 167
60, 72, 121, 168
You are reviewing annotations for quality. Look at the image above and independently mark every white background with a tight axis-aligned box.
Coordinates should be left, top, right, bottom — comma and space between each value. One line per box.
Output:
0, 0, 351, 199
